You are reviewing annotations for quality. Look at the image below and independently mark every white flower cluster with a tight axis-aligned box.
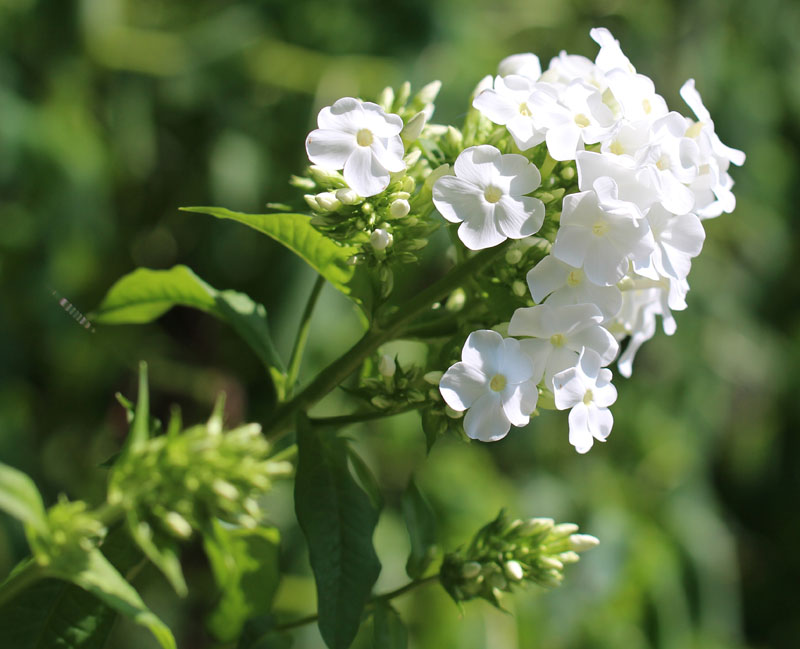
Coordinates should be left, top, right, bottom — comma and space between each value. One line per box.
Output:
439, 28, 744, 453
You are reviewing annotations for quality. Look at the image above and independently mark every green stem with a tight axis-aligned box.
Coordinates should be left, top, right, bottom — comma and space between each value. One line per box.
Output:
285, 275, 326, 397
274, 573, 439, 632
309, 404, 427, 428
263, 243, 509, 440
0, 560, 45, 609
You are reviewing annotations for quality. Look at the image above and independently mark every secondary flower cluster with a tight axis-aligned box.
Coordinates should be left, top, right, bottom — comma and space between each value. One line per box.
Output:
302, 28, 743, 453
438, 28, 744, 452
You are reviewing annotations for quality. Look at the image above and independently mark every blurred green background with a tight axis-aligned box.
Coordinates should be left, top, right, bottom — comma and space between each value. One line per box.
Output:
1, 0, 798, 647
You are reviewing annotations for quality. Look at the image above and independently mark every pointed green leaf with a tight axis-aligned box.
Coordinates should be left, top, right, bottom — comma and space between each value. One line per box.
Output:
401, 477, 438, 580
237, 617, 293, 649
92, 265, 285, 378
53, 548, 176, 649
203, 521, 281, 642
371, 603, 407, 649
0, 463, 47, 535
294, 418, 381, 649
181, 207, 372, 313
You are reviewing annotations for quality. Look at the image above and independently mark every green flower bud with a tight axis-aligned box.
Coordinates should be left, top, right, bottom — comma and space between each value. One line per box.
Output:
378, 354, 396, 378
415, 79, 442, 106
371, 395, 393, 409
304, 194, 320, 211
402, 112, 427, 142
401, 176, 415, 192
568, 533, 600, 552
315, 191, 341, 212
370, 228, 393, 252
504, 560, 524, 582
445, 125, 463, 150
550, 523, 580, 538
505, 248, 523, 265
290, 175, 316, 190
377, 86, 395, 111
512, 280, 527, 297
461, 561, 482, 579
164, 511, 193, 539
445, 406, 463, 419
519, 517, 554, 536
335, 187, 361, 205
390, 199, 411, 219
308, 165, 344, 186
424, 371, 443, 385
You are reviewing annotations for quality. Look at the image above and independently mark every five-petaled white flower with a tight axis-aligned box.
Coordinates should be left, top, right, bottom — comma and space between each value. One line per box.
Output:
439, 330, 540, 442
433, 145, 545, 250
553, 347, 618, 454
305, 97, 406, 197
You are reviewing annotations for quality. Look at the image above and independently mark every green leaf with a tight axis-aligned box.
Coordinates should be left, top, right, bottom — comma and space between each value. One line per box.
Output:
237, 617, 293, 649
0, 527, 168, 649
92, 265, 285, 379
126, 511, 187, 597
203, 521, 281, 642
0, 463, 47, 535
54, 548, 176, 649
401, 477, 438, 580
371, 603, 407, 649
181, 207, 372, 313
294, 418, 382, 649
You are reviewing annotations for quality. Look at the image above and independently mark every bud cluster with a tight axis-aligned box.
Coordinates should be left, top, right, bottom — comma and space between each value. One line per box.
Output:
108, 403, 292, 541
439, 510, 598, 607
27, 497, 106, 569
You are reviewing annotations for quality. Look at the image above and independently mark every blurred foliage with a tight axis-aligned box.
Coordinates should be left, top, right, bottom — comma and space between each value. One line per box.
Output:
0, 0, 798, 647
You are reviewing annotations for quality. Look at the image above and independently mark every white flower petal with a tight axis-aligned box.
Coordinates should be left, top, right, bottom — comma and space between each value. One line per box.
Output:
587, 405, 613, 440
305, 129, 356, 169
463, 392, 511, 442
343, 146, 389, 197
494, 196, 544, 239
568, 403, 594, 453
473, 89, 518, 126
317, 98, 363, 132
439, 362, 487, 411
370, 137, 406, 173
546, 122, 582, 161
458, 211, 506, 250
502, 382, 538, 426
432, 176, 486, 224
454, 145, 501, 187
461, 330, 504, 376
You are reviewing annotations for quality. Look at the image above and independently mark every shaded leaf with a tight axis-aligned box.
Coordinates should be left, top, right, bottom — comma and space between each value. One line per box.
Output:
203, 521, 281, 642
401, 477, 438, 580
236, 617, 293, 649
0, 463, 47, 535
371, 603, 407, 649
181, 207, 372, 313
294, 418, 381, 649
92, 265, 285, 380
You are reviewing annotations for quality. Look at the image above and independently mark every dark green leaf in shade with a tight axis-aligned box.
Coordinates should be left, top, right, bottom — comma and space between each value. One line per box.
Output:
294, 417, 382, 649
401, 477, 438, 580
236, 617, 294, 649
203, 520, 281, 642
371, 603, 408, 649
0, 462, 48, 535
180, 207, 373, 314
91, 265, 286, 385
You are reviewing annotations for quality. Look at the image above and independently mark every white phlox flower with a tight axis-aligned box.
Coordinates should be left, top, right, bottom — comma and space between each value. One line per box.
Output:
605, 69, 668, 123
472, 76, 547, 150
508, 302, 618, 389
553, 347, 618, 454
589, 27, 635, 75
526, 255, 623, 321
439, 330, 540, 442
305, 97, 405, 197
432, 145, 545, 250
529, 80, 615, 161
552, 177, 655, 286
634, 204, 705, 281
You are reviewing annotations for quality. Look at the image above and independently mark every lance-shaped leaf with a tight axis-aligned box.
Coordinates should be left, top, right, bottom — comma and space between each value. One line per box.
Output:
401, 478, 438, 580
91, 265, 285, 386
203, 521, 281, 642
181, 207, 373, 313
0, 463, 47, 535
294, 419, 381, 649
371, 603, 407, 649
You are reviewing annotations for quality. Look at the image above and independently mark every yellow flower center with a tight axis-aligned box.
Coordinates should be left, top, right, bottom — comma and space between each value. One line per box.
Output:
356, 128, 374, 147
489, 374, 507, 392
484, 185, 503, 204
566, 269, 583, 287
574, 113, 591, 128
609, 140, 625, 155
592, 221, 609, 236
518, 102, 532, 117
642, 98, 652, 114
582, 389, 594, 405
550, 333, 566, 347
685, 121, 704, 138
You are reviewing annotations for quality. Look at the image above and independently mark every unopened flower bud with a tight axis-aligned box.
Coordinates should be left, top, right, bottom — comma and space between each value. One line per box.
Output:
377, 86, 395, 111
445, 287, 466, 312
304, 194, 320, 211
520, 517, 554, 536
445, 405, 463, 419
512, 280, 527, 297
471, 74, 493, 99
445, 126, 463, 150
315, 191, 341, 212
557, 551, 580, 564
308, 165, 343, 185
390, 199, 410, 219
461, 561, 482, 579
403, 149, 422, 167
402, 112, 427, 142
561, 166, 576, 181
486, 570, 507, 590
370, 228, 393, 252
505, 248, 523, 265
568, 533, 600, 552
401, 176, 415, 192
335, 187, 360, 205
164, 511, 193, 539
371, 395, 393, 409
550, 523, 580, 538
378, 354, 396, 378
539, 556, 564, 571
424, 371, 444, 385
415, 80, 442, 106
290, 175, 315, 190
504, 560, 524, 582
212, 479, 239, 501
395, 81, 411, 109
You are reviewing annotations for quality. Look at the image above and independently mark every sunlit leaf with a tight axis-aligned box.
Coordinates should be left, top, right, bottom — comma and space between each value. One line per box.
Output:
0, 463, 47, 535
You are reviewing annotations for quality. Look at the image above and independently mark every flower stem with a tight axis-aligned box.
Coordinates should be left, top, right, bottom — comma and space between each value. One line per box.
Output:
263, 243, 509, 440
285, 274, 326, 397
309, 404, 428, 428
274, 573, 440, 632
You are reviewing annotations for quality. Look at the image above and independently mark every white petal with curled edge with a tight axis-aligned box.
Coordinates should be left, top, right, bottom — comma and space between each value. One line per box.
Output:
679, 79, 711, 123
526, 256, 569, 303
454, 145, 501, 188
464, 392, 511, 442
439, 362, 487, 411
502, 382, 538, 427
458, 210, 505, 250
370, 137, 406, 173
359, 101, 404, 137
587, 405, 613, 440
593, 382, 618, 408
497, 154, 541, 196
552, 224, 592, 269
552, 367, 585, 409
343, 146, 389, 197
568, 402, 594, 453
498, 337, 534, 384
472, 89, 518, 126
546, 122, 582, 161
317, 97, 363, 132
432, 176, 486, 224
306, 129, 356, 169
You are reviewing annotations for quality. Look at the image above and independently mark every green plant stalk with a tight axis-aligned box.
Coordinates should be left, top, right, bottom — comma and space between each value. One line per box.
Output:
309, 403, 428, 428
263, 242, 510, 440
274, 573, 440, 632
285, 274, 326, 397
